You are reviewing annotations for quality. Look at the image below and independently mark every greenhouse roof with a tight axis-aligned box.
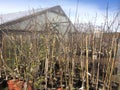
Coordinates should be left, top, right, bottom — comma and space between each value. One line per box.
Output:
0, 5, 77, 34
0, 5, 69, 26
0, 7, 51, 25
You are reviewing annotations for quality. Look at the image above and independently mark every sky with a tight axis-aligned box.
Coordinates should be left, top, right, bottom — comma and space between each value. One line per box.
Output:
0, 0, 120, 26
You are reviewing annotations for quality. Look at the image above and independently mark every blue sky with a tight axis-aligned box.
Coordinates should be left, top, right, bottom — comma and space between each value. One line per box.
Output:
0, 0, 120, 25
0, 0, 119, 12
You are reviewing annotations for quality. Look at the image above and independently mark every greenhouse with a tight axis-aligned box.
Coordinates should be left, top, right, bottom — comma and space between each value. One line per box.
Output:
0, 5, 76, 32
0, 5, 76, 68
